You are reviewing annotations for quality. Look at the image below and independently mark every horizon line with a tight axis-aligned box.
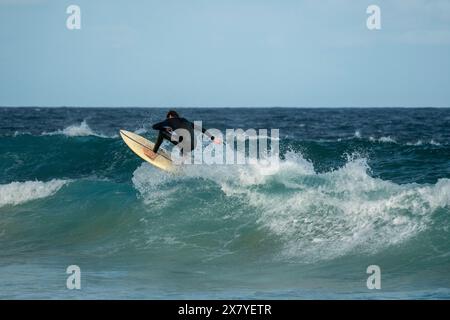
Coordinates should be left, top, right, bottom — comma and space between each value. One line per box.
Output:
1, 106, 450, 109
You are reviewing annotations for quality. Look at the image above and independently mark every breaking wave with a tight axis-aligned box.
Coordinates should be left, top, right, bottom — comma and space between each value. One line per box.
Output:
42, 120, 113, 138
0, 179, 70, 208
132, 151, 450, 262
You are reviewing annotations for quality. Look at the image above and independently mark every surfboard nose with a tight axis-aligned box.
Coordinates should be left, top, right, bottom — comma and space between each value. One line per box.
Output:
119, 129, 131, 140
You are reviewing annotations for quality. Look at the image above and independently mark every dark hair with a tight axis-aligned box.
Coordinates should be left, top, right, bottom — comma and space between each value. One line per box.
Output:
166, 110, 180, 118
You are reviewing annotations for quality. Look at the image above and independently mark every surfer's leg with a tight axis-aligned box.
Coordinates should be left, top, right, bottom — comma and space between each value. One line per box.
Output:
153, 131, 165, 153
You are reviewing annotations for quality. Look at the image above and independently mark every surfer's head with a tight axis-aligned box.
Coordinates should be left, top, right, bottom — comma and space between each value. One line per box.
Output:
166, 110, 180, 119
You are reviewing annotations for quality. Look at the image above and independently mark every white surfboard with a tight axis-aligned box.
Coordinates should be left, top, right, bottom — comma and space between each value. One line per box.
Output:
119, 130, 174, 172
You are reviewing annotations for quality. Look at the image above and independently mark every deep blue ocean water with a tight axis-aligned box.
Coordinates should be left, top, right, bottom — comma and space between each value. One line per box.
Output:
0, 107, 449, 299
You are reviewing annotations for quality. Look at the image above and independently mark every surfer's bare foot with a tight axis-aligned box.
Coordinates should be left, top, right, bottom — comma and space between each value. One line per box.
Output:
144, 148, 157, 160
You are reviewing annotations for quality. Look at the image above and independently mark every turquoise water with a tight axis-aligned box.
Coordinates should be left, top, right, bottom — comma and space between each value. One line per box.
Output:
0, 107, 449, 299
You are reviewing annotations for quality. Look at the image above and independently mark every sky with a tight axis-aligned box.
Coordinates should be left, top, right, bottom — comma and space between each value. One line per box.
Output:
1, 0, 450, 107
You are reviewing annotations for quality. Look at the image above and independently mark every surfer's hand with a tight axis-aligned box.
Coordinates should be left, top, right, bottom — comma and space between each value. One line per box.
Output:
213, 138, 222, 145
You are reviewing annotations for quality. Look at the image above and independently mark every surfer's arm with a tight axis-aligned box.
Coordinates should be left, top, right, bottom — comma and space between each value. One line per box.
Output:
192, 123, 215, 141
152, 119, 172, 131
192, 122, 222, 144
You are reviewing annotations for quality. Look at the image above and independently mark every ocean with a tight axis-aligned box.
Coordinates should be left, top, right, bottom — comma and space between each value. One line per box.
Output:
0, 107, 449, 299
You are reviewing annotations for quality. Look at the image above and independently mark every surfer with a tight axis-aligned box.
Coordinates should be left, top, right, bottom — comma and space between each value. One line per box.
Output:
144, 110, 221, 160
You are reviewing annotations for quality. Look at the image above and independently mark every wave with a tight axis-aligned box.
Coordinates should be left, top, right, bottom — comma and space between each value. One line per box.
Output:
352, 132, 445, 146
369, 136, 397, 143
133, 127, 149, 135
0, 179, 70, 208
13, 131, 31, 137
406, 140, 424, 146
132, 151, 450, 262
430, 139, 442, 146
42, 120, 114, 138
338, 132, 398, 144
406, 139, 442, 146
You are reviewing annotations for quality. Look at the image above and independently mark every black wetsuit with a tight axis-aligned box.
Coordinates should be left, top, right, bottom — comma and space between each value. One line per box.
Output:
152, 117, 214, 153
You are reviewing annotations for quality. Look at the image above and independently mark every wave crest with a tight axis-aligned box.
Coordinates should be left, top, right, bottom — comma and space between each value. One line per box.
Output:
43, 120, 111, 138
0, 179, 70, 208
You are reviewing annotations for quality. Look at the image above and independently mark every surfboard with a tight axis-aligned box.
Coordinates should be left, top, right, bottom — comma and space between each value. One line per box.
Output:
119, 130, 174, 172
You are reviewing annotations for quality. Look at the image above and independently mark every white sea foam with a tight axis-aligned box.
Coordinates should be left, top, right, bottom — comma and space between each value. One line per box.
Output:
134, 127, 148, 135
43, 121, 112, 138
369, 136, 397, 143
351, 134, 445, 146
0, 179, 70, 208
406, 140, 423, 146
406, 139, 442, 146
430, 139, 441, 146
132, 150, 450, 262
131, 163, 180, 209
